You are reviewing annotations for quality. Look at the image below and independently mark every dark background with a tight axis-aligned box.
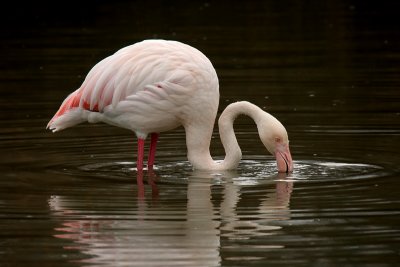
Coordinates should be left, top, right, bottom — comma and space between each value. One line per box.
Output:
1, 0, 399, 113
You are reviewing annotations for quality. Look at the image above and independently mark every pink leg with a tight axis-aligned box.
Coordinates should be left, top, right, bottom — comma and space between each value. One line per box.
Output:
136, 170, 145, 200
148, 168, 159, 199
137, 138, 145, 171
147, 133, 159, 170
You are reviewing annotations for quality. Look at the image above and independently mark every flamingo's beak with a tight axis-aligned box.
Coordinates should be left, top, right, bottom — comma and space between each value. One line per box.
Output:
275, 143, 293, 173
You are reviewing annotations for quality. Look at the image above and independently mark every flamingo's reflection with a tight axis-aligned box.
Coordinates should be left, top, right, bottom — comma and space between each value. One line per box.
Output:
49, 169, 293, 265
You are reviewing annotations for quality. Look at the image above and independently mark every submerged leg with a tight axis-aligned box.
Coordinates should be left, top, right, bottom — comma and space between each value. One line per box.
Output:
136, 170, 145, 200
148, 168, 159, 199
137, 138, 145, 171
147, 133, 159, 170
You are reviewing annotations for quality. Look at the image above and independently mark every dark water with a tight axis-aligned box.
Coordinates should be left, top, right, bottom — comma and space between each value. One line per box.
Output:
1, 1, 400, 266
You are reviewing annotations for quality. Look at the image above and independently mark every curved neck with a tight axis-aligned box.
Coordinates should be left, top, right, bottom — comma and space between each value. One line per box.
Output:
185, 101, 264, 170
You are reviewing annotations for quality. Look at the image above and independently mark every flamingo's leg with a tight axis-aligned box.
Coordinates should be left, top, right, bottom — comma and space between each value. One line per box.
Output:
147, 133, 159, 170
136, 170, 145, 200
148, 168, 160, 199
137, 138, 145, 171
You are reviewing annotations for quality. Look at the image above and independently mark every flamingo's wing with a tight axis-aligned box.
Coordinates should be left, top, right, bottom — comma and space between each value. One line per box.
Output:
48, 41, 207, 132
48, 53, 128, 122
80, 48, 197, 113
80, 53, 132, 112
115, 80, 193, 115
48, 54, 196, 131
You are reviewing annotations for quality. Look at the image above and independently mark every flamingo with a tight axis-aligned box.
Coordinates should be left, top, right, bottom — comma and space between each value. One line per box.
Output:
47, 40, 293, 173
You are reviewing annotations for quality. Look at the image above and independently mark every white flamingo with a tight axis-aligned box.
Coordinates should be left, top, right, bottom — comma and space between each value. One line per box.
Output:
47, 40, 293, 172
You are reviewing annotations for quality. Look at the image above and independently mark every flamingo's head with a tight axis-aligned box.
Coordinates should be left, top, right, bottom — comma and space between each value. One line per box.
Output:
257, 113, 294, 173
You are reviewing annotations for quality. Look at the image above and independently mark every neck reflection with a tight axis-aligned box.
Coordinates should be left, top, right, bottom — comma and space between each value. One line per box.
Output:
48, 170, 293, 265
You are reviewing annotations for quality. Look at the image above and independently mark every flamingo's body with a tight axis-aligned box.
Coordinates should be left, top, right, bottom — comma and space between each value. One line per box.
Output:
48, 40, 293, 172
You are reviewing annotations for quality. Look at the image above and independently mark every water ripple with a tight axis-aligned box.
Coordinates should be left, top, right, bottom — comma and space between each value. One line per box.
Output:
48, 158, 392, 186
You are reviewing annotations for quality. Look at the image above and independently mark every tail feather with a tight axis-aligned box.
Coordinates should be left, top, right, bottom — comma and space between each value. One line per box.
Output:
47, 109, 88, 132
47, 89, 84, 132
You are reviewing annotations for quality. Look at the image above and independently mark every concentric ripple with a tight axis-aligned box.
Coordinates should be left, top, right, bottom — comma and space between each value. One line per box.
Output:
50, 157, 392, 185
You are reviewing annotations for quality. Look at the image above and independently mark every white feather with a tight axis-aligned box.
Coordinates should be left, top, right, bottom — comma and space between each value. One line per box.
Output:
47, 39, 293, 172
